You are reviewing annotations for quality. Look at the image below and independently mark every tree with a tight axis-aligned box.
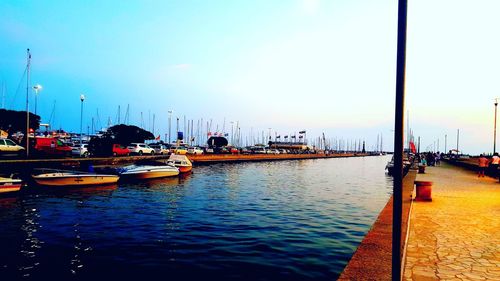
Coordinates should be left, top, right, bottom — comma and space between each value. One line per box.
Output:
0, 109, 40, 134
88, 124, 154, 156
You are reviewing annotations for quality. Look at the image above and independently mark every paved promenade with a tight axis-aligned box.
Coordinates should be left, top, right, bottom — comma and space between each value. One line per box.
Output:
404, 163, 500, 280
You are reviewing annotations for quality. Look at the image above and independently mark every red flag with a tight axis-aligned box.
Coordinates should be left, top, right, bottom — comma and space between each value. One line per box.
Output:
155, 135, 160, 140
409, 141, 416, 153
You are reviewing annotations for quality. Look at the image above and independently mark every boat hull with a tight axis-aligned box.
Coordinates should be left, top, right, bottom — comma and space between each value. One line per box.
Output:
178, 166, 192, 173
33, 174, 119, 186
0, 184, 22, 193
122, 170, 179, 179
0, 178, 22, 194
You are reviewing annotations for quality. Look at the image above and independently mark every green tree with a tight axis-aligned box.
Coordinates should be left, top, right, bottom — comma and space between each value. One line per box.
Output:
0, 109, 40, 134
88, 124, 154, 156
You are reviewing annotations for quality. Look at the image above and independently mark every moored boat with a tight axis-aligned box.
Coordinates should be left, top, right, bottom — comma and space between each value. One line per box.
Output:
0, 177, 23, 194
32, 169, 119, 186
119, 165, 179, 179
166, 154, 193, 173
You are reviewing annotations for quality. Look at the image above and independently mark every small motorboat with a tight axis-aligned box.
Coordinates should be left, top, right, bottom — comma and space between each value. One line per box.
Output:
0, 176, 23, 194
32, 169, 119, 187
119, 165, 179, 179
166, 154, 193, 173
386, 157, 412, 176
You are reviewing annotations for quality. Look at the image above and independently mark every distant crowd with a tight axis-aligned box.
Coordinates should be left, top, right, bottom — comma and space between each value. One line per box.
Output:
417, 152, 444, 167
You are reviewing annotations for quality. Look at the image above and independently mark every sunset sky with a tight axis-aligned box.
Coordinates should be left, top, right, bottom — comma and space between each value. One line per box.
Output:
1, 0, 499, 154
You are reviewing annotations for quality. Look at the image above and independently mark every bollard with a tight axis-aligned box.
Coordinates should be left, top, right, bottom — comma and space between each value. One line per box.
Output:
414, 180, 432, 201
418, 165, 426, 174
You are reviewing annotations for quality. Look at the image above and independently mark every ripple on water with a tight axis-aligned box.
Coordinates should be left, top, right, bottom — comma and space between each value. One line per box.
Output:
0, 155, 393, 280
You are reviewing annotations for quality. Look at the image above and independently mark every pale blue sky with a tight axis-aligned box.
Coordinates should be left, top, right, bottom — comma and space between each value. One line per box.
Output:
1, 0, 499, 154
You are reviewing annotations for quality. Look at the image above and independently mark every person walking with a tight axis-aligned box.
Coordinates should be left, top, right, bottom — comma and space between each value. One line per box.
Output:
490, 152, 500, 180
478, 154, 488, 177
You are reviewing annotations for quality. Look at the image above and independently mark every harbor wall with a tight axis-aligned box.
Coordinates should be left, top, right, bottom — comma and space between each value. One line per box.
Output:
339, 169, 417, 280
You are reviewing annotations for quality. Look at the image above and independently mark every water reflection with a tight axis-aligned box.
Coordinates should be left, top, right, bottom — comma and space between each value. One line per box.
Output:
18, 200, 43, 278
0, 155, 393, 280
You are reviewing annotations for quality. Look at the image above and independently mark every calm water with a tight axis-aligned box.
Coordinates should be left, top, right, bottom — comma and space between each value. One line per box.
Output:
0, 155, 392, 280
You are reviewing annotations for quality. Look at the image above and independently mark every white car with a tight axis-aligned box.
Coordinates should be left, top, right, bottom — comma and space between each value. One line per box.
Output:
0, 138, 25, 156
71, 144, 89, 157
266, 149, 279, 154
187, 147, 203, 155
127, 143, 155, 155
150, 144, 169, 155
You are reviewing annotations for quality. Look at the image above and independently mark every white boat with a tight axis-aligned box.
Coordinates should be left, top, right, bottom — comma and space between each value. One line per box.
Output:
119, 165, 179, 179
166, 154, 192, 173
0, 176, 23, 194
32, 170, 119, 186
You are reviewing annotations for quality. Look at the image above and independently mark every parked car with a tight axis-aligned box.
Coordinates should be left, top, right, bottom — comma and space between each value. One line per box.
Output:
150, 144, 170, 155
279, 149, 288, 154
187, 147, 203, 155
240, 147, 251, 155
204, 147, 214, 154
252, 147, 266, 154
170, 146, 188, 155
127, 143, 155, 155
229, 147, 239, 154
32, 137, 72, 157
0, 138, 25, 156
112, 144, 130, 156
270, 149, 280, 154
71, 143, 89, 157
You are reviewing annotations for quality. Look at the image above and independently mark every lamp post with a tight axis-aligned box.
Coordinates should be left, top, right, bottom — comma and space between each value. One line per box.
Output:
230, 121, 234, 145
176, 117, 179, 142
80, 94, 85, 144
168, 110, 173, 144
33, 84, 42, 115
494, 98, 498, 154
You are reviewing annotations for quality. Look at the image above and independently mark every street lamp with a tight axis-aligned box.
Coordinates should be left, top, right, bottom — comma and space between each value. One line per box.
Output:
494, 98, 498, 154
230, 121, 234, 145
168, 110, 173, 144
33, 84, 42, 115
80, 94, 85, 144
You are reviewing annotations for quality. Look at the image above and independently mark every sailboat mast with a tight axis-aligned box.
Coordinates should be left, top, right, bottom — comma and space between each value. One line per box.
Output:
25, 48, 31, 158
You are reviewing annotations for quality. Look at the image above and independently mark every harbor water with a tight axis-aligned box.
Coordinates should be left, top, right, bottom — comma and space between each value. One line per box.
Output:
0, 155, 392, 280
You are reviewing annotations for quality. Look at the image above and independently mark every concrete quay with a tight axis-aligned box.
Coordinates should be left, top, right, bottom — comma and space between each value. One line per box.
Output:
404, 163, 500, 280
339, 169, 417, 280
0, 153, 373, 173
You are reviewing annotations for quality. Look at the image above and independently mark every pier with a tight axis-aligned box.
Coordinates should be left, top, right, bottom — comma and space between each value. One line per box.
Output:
403, 162, 500, 280
340, 161, 500, 280
0, 152, 373, 172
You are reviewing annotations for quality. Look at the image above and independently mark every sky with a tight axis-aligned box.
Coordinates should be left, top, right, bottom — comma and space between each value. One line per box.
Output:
1, 0, 499, 154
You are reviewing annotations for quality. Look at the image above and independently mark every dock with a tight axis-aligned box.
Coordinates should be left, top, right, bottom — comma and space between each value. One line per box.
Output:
403, 162, 500, 280
0, 152, 374, 173
340, 161, 500, 280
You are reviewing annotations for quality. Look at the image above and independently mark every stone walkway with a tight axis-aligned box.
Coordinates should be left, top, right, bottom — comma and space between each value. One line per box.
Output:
404, 163, 500, 280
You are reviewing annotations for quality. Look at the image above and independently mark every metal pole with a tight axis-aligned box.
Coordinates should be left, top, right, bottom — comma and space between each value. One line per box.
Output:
457, 129, 459, 155
80, 95, 85, 145
34, 90, 37, 115
176, 117, 179, 141
26, 49, 31, 158
392, 0, 408, 280
494, 99, 498, 154
445, 134, 447, 154
168, 110, 172, 144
